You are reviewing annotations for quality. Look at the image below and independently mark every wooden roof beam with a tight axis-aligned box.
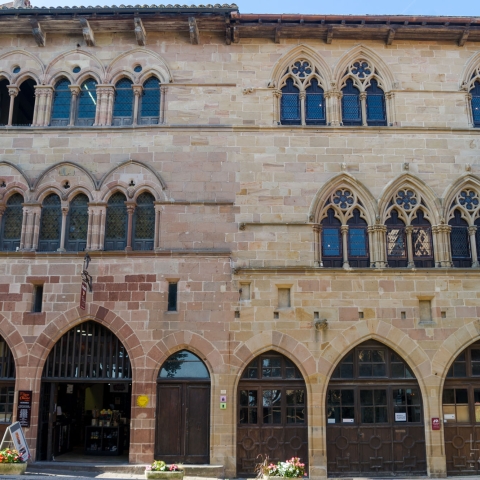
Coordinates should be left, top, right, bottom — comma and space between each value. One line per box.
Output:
189, 16, 199, 44
79, 17, 95, 47
134, 16, 146, 46
30, 18, 45, 47
458, 27, 469, 46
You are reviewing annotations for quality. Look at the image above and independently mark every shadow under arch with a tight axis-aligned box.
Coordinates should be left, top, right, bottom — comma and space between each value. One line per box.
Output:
31, 161, 98, 192
0, 161, 33, 190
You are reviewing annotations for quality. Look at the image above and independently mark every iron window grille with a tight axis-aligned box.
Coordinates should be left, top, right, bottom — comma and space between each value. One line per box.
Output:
341, 79, 362, 126
112, 78, 134, 126
66, 193, 88, 252
132, 192, 155, 251
386, 210, 408, 267
104, 192, 128, 251
76, 79, 97, 126
366, 79, 387, 126
38, 193, 61, 252
305, 78, 326, 125
139, 77, 160, 125
50, 78, 71, 127
449, 209, 471, 267
280, 78, 300, 125
0, 193, 23, 252
471, 81, 480, 127
321, 208, 342, 267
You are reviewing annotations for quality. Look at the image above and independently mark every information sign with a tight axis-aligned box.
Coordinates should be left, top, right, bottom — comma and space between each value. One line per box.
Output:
17, 391, 32, 428
432, 417, 441, 430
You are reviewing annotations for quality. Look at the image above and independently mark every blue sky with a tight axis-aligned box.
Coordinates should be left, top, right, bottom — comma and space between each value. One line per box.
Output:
35, 0, 478, 16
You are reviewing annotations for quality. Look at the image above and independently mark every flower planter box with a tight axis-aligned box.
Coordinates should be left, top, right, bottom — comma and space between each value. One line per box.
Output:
0, 463, 27, 475
145, 470, 184, 480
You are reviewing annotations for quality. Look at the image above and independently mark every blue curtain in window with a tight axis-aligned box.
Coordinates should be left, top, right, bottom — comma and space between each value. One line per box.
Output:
77, 79, 97, 126
139, 77, 160, 125
449, 209, 470, 267
51, 79, 71, 126
471, 81, 480, 127
321, 209, 342, 267
342, 79, 361, 126
347, 209, 369, 267
113, 78, 134, 126
0, 193, 23, 252
366, 79, 387, 126
305, 78, 325, 125
280, 78, 300, 125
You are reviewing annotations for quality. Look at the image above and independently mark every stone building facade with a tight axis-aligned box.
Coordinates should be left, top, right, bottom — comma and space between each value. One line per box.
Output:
0, 4, 479, 479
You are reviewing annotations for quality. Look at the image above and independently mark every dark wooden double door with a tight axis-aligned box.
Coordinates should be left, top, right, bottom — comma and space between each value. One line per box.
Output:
326, 386, 426, 476
155, 381, 210, 463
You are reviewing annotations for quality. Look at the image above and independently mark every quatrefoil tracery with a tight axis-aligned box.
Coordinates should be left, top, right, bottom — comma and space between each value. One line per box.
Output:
292, 61, 312, 79
332, 189, 354, 210
395, 189, 418, 211
351, 61, 372, 79
458, 190, 479, 211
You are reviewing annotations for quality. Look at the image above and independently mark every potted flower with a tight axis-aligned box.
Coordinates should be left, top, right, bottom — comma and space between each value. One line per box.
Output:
256, 456, 306, 479
145, 460, 183, 480
0, 448, 27, 475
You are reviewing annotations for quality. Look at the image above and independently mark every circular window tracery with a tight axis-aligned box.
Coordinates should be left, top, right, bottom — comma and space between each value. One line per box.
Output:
458, 190, 479, 211
395, 189, 418, 211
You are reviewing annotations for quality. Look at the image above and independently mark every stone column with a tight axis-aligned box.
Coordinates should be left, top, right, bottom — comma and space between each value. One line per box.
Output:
58, 206, 69, 252
132, 84, 143, 126
372, 224, 388, 268
326, 90, 341, 126
21, 204, 41, 251
465, 93, 474, 127
7, 86, 19, 126
154, 203, 162, 250
385, 91, 396, 126
433, 224, 452, 267
405, 225, 415, 268
32, 87, 43, 127
469, 226, 478, 267
125, 202, 136, 252
313, 224, 322, 267
43, 87, 54, 126
68, 86, 80, 126
86, 206, 94, 250
88, 203, 107, 251
31, 205, 42, 251
273, 89, 282, 125
299, 91, 306, 126
94, 85, 115, 126
19, 205, 28, 250
33, 85, 54, 127
160, 84, 167, 124
341, 225, 349, 268
98, 206, 106, 251
360, 91, 368, 126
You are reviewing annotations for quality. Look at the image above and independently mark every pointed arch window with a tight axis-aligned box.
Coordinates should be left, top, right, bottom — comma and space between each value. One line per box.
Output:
341, 79, 361, 126
411, 210, 434, 268
113, 78, 134, 126
12, 78, 36, 126
305, 78, 325, 125
105, 192, 127, 251
133, 192, 155, 251
76, 79, 97, 126
139, 77, 160, 125
471, 81, 480, 128
321, 208, 342, 268
474, 217, 480, 263
386, 210, 407, 268
51, 78, 71, 127
280, 78, 300, 125
449, 209, 471, 267
366, 79, 387, 126
66, 193, 88, 252
0, 193, 23, 252
38, 193, 61, 252
347, 209, 369, 267
0, 79, 8, 126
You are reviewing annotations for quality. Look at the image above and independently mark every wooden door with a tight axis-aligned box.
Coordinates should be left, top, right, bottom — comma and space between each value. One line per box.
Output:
155, 382, 210, 463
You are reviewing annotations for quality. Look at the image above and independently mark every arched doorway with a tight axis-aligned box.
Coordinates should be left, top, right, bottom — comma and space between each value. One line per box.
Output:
237, 351, 308, 475
38, 321, 132, 461
443, 341, 480, 474
0, 336, 15, 439
155, 350, 210, 463
326, 340, 426, 476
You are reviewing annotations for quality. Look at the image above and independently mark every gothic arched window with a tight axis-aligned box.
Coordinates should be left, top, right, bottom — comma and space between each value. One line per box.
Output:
38, 193, 61, 252
112, 78, 134, 126
321, 208, 342, 268
341, 78, 361, 126
281, 78, 300, 125
347, 209, 369, 267
139, 77, 160, 125
12, 78, 36, 126
66, 193, 89, 252
0, 79, 8, 126
449, 209, 470, 267
104, 192, 127, 251
366, 79, 387, 126
133, 192, 155, 251
386, 209, 407, 268
76, 79, 97, 126
411, 210, 434, 268
305, 78, 325, 125
0, 193, 23, 252
471, 81, 480, 128
51, 78, 71, 127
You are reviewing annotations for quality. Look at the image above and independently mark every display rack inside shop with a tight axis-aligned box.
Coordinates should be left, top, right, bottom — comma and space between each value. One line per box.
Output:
85, 409, 124, 456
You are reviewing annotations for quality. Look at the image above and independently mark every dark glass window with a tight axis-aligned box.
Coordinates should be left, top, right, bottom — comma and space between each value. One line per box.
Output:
411, 210, 434, 268
0, 193, 23, 252
33, 285, 43, 312
38, 193, 61, 252
366, 79, 387, 126
475, 217, 480, 262
471, 81, 480, 128
449, 209, 471, 267
393, 388, 421, 423
386, 209, 407, 267
0, 386, 14, 423
104, 192, 127, 251
12, 78, 36, 126
447, 344, 480, 378
139, 77, 160, 125
0, 79, 9, 126
280, 77, 300, 125
327, 389, 355, 424
305, 78, 325, 125
133, 192, 155, 251
0, 336, 16, 379
112, 78, 133, 126
242, 353, 302, 380
51, 78, 71, 126
321, 208, 342, 268
159, 350, 209, 379
347, 208, 369, 267
66, 193, 88, 252
77, 79, 97, 126
341, 78, 361, 126
167, 282, 177, 311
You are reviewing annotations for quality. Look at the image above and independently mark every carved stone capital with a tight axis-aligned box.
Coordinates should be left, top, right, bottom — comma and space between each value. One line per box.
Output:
359, 92, 367, 100
273, 89, 282, 98
132, 84, 143, 96
469, 225, 478, 235
340, 225, 349, 234
69, 85, 81, 97
7, 86, 19, 97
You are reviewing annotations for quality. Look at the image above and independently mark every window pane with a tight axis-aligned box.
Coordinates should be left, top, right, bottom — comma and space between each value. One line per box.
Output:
387, 228, 406, 257
51, 79, 71, 120
140, 77, 160, 120
281, 94, 300, 121
78, 80, 97, 119
451, 227, 470, 258
323, 228, 340, 256
412, 227, 432, 258
113, 78, 133, 121
472, 94, 480, 126
366, 94, 386, 123
348, 228, 367, 256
